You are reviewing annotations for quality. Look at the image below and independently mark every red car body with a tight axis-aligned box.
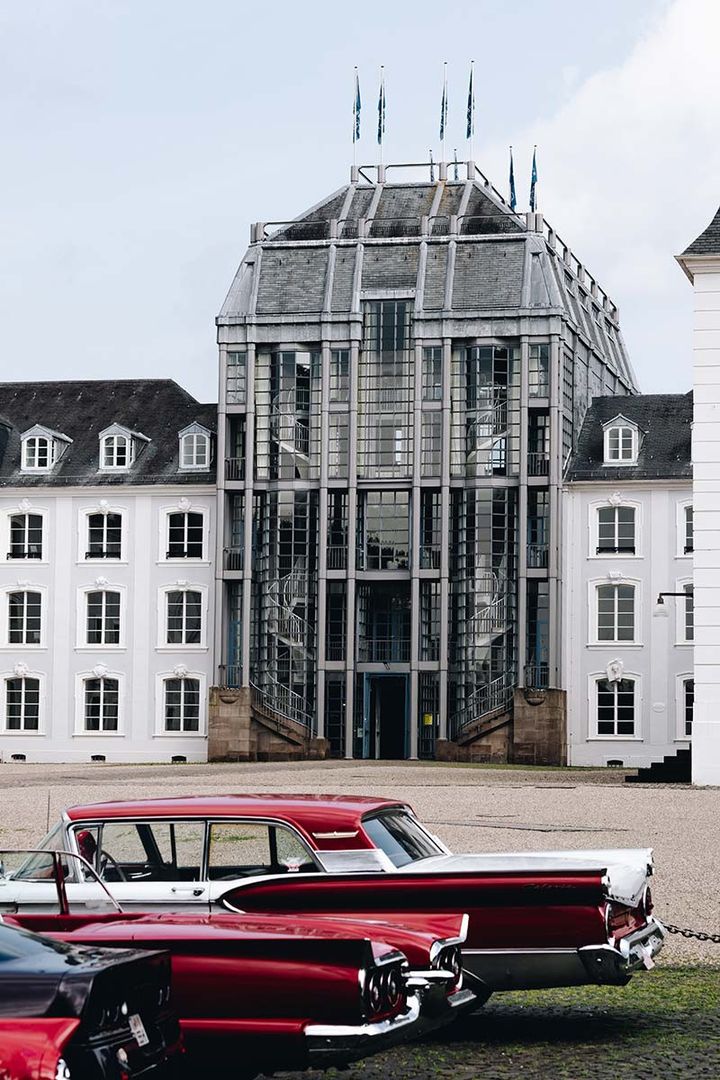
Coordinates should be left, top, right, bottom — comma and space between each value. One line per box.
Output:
3, 850, 474, 1077
27, 793, 665, 995
0, 1019, 78, 1080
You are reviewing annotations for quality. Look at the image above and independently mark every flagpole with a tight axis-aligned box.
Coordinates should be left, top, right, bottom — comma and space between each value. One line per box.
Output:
353, 66, 358, 168
378, 65, 385, 170
468, 60, 475, 164
441, 61, 447, 164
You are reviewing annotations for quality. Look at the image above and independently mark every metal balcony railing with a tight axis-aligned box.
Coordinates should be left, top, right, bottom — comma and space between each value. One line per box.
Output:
419, 544, 441, 570
218, 664, 242, 688
358, 638, 411, 663
7, 549, 42, 559
224, 548, 244, 571
527, 543, 549, 569
527, 451, 550, 477
225, 457, 244, 481
524, 663, 550, 689
326, 545, 347, 570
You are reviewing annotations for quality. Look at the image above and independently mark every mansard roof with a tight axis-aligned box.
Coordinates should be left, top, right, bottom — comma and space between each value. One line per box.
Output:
566, 392, 693, 482
681, 205, 720, 257
0, 380, 216, 487
219, 172, 638, 392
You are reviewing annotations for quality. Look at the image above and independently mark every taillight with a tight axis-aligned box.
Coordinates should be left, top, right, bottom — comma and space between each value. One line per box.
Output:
432, 944, 463, 985
363, 963, 405, 1018
644, 886, 654, 916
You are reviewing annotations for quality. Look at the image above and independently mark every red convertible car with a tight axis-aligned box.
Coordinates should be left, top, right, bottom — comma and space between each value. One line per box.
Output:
18, 793, 665, 996
1, 849, 474, 1078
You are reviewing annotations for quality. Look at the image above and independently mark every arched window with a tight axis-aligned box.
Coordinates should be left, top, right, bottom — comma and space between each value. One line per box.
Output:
7, 591, 42, 645
603, 418, 638, 465
166, 511, 204, 559
165, 589, 203, 645
86, 512, 122, 559
83, 675, 119, 731
8, 513, 43, 559
22, 436, 53, 470
163, 676, 201, 732
179, 432, 210, 470
5, 676, 40, 731
595, 677, 636, 737
595, 583, 635, 642
596, 505, 636, 555
101, 434, 131, 469
85, 590, 121, 645
684, 505, 693, 554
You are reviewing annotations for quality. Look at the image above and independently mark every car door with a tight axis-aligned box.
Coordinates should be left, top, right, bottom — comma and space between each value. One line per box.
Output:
63, 819, 210, 911
204, 818, 322, 905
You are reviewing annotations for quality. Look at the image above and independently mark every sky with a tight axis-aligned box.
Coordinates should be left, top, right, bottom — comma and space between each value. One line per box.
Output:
0, 0, 717, 402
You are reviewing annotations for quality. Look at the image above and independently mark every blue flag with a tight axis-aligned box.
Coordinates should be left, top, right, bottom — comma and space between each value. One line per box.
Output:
466, 62, 474, 140
509, 146, 516, 211
353, 69, 361, 143
439, 66, 448, 141
377, 69, 386, 145
529, 146, 538, 211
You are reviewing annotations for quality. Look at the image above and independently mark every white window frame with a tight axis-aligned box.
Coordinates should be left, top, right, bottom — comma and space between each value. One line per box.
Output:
100, 433, 133, 471
1, 669, 45, 735
154, 670, 207, 737
160, 507, 209, 563
675, 674, 694, 741
589, 498, 641, 559
98, 424, 149, 473
588, 577, 641, 646
76, 584, 126, 650
157, 584, 208, 650
2, 507, 48, 565
602, 416, 639, 466
79, 507, 127, 564
178, 424, 212, 471
74, 670, 125, 736
587, 671, 642, 741
19, 426, 70, 473
675, 577, 694, 645
1, 585, 46, 649
677, 500, 693, 558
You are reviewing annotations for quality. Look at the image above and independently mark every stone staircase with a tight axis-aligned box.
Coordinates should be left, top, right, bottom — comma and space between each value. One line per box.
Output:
625, 747, 691, 784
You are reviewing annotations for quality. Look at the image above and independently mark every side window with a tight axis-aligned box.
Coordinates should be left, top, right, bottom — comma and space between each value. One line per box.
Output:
207, 821, 317, 880
76, 821, 204, 882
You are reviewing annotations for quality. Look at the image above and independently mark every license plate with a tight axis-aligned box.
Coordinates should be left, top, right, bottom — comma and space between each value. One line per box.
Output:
129, 1013, 149, 1047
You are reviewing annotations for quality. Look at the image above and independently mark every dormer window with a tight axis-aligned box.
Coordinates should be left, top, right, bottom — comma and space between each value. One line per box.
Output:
602, 416, 638, 466
178, 424, 212, 471
98, 425, 149, 472
20, 425, 72, 473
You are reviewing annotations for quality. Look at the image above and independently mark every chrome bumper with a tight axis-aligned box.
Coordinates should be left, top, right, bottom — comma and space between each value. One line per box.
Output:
463, 917, 666, 992
305, 994, 422, 1066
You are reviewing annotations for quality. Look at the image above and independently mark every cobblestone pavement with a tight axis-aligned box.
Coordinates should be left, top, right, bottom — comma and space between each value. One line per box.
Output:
0, 759, 718, 963
271, 968, 720, 1080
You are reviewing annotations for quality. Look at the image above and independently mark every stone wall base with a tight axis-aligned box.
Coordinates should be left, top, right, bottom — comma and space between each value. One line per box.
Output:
437, 689, 567, 766
511, 688, 567, 766
207, 687, 328, 762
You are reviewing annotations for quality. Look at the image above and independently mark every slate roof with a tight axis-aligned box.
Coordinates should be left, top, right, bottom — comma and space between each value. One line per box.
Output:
0, 380, 216, 487
566, 393, 693, 482
681, 206, 720, 257
219, 176, 638, 392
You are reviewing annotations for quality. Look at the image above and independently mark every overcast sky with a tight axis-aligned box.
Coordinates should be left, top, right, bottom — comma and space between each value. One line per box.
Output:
0, 0, 716, 402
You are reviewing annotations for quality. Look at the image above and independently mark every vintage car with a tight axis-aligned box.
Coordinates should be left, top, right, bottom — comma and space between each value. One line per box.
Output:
1, 849, 474, 1078
16, 794, 666, 995
0, 1019, 79, 1080
0, 875, 180, 1079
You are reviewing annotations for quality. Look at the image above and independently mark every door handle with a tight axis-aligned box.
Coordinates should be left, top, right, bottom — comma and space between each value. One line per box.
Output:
170, 887, 205, 897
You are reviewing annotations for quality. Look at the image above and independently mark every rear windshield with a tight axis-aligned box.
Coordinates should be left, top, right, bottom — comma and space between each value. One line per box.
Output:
362, 811, 441, 868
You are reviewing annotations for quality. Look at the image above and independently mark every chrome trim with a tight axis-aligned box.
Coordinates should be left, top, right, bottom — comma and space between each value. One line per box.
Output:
428, 913, 470, 964
311, 830, 359, 840
306, 992, 421, 1040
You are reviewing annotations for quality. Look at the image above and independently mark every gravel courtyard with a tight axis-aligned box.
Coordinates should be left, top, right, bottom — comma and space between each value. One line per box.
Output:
1, 759, 718, 1078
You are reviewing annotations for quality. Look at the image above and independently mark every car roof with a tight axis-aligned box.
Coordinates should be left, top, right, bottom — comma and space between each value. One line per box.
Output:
65, 793, 407, 833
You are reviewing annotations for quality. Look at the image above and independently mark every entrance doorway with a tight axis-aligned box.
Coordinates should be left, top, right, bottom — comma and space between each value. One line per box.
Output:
364, 675, 408, 759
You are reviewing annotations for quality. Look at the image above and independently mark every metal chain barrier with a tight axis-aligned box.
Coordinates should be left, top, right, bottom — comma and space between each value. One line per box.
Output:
665, 922, 720, 944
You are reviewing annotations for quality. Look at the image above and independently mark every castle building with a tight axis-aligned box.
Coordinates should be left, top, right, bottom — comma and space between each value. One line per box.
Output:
215, 162, 637, 760
0, 380, 216, 763
563, 394, 693, 767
